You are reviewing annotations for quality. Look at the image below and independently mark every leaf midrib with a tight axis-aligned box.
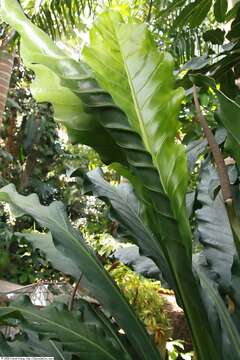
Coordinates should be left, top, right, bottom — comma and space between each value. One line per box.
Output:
115, 29, 167, 195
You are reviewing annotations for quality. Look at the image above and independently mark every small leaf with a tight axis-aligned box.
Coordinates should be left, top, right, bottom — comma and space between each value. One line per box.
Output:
181, 55, 210, 71
186, 138, 207, 172
225, 135, 240, 165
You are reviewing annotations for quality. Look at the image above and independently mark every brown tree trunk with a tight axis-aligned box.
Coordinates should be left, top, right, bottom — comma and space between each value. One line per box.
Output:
0, 47, 14, 136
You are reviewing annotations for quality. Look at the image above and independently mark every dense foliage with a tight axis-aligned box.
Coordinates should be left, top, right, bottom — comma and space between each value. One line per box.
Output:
0, 0, 240, 359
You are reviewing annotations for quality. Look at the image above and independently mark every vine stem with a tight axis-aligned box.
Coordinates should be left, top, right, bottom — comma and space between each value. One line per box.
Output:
146, 0, 153, 22
68, 273, 83, 311
192, 84, 232, 203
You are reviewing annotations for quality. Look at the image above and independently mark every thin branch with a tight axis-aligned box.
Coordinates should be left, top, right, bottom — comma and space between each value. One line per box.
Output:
68, 273, 83, 311
146, 0, 153, 22
192, 84, 232, 203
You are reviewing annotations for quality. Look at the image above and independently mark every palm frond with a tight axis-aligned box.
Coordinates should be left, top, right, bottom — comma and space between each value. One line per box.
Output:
26, 0, 99, 39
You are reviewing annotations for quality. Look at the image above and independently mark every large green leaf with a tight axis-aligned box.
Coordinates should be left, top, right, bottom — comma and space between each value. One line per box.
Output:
83, 11, 193, 259
217, 90, 240, 150
195, 161, 235, 288
210, 89, 240, 256
190, 74, 240, 258
194, 161, 240, 357
197, 270, 240, 360
0, 2, 219, 358
0, 296, 130, 360
84, 12, 189, 243
0, 184, 157, 360
0, 332, 70, 359
83, 14, 219, 359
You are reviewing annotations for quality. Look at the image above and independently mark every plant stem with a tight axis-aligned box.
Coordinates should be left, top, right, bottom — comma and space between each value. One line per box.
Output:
68, 273, 83, 311
146, 0, 153, 22
193, 85, 240, 257
192, 84, 232, 203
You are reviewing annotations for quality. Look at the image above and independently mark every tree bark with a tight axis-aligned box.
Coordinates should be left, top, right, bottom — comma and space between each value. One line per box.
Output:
0, 47, 14, 137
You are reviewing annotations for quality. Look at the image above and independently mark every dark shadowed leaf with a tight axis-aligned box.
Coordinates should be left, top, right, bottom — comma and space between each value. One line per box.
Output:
114, 245, 161, 280
0, 296, 130, 360
195, 161, 235, 288
203, 29, 225, 45
172, 0, 212, 29
186, 138, 207, 172
0, 332, 71, 359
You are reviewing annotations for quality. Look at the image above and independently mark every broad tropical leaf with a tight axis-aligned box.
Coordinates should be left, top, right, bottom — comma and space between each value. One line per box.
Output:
0, 296, 131, 360
195, 161, 235, 287
195, 80, 240, 256
214, 91, 240, 256
197, 270, 240, 360
217, 90, 240, 151
0, 332, 71, 359
84, 12, 189, 241
83, 14, 220, 358
193, 161, 240, 359
0, 184, 157, 360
